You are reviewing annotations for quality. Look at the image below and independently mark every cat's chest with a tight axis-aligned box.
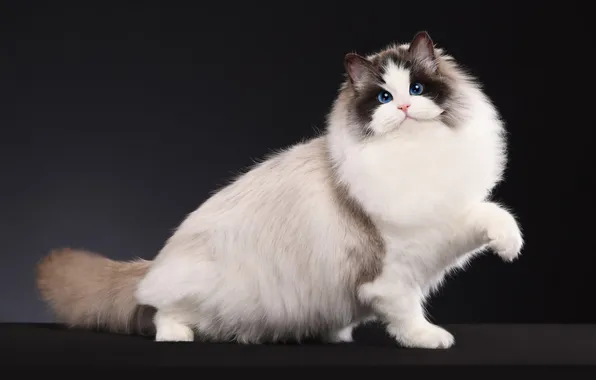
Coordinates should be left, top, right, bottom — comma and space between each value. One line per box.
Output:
340, 132, 499, 226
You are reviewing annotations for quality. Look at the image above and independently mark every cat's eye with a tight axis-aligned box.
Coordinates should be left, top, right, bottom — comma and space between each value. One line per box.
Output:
377, 90, 393, 104
409, 82, 424, 96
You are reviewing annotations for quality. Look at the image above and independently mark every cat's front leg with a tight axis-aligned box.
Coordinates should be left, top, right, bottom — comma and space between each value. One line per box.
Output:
358, 279, 454, 349
463, 201, 524, 262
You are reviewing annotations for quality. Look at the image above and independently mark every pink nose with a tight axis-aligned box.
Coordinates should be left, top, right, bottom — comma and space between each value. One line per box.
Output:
397, 104, 410, 112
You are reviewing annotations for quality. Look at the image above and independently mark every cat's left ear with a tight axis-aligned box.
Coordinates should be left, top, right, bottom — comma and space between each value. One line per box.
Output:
409, 31, 438, 71
344, 53, 375, 86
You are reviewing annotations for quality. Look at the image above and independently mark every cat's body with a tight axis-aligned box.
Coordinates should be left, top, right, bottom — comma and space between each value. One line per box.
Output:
36, 32, 523, 348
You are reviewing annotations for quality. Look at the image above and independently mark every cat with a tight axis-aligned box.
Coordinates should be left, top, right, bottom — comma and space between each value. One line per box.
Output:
35, 31, 523, 349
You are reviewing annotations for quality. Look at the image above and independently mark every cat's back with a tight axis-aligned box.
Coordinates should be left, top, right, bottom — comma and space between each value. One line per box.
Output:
186, 135, 338, 225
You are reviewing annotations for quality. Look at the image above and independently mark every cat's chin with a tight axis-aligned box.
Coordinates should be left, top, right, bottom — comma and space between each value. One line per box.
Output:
371, 118, 431, 135
396, 116, 431, 128
401, 115, 444, 126
371, 117, 446, 136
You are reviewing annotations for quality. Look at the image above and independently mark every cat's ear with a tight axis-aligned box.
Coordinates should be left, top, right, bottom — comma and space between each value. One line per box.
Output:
408, 31, 437, 70
344, 53, 374, 85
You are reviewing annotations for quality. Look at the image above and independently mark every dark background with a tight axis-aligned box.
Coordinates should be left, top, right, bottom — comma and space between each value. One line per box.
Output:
0, 1, 593, 325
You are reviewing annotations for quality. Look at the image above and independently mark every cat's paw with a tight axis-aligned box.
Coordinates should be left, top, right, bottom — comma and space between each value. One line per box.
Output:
154, 315, 194, 342
482, 207, 524, 262
389, 322, 455, 349
155, 323, 194, 342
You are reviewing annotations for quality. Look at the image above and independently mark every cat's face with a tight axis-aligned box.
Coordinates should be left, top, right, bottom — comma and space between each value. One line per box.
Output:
341, 31, 460, 137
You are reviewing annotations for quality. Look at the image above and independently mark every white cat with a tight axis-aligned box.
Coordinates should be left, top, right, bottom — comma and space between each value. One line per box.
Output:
36, 31, 523, 349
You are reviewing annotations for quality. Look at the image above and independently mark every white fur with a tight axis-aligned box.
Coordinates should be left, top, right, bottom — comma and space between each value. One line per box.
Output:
134, 47, 523, 348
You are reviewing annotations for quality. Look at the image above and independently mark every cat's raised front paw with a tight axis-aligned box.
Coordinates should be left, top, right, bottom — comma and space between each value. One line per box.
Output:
483, 207, 524, 262
389, 322, 455, 349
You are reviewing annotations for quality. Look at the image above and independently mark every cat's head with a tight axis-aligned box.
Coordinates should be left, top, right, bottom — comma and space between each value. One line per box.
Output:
335, 31, 471, 138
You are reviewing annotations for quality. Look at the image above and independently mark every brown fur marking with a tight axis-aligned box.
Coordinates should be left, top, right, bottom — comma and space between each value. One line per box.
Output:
321, 142, 386, 289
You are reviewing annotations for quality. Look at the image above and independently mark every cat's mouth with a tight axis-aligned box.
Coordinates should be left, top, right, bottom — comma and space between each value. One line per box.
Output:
402, 115, 423, 123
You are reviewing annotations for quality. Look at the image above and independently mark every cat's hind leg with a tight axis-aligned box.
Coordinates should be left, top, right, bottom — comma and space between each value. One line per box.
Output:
135, 252, 219, 342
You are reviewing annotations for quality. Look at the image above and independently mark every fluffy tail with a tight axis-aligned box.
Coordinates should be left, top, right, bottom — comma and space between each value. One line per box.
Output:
35, 248, 156, 335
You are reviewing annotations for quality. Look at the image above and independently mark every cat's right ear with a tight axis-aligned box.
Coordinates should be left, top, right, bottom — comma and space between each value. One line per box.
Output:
344, 53, 373, 85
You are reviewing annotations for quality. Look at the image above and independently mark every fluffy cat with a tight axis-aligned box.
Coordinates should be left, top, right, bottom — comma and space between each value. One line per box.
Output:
35, 31, 523, 349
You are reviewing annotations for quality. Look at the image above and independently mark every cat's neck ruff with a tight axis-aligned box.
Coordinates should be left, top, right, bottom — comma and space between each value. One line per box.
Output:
324, 86, 506, 231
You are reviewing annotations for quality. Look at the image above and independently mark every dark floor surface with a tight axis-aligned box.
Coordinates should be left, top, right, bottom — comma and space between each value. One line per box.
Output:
1, 323, 595, 368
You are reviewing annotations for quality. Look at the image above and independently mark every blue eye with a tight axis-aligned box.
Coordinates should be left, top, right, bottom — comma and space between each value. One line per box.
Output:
409, 82, 424, 95
377, 90, 393, 103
